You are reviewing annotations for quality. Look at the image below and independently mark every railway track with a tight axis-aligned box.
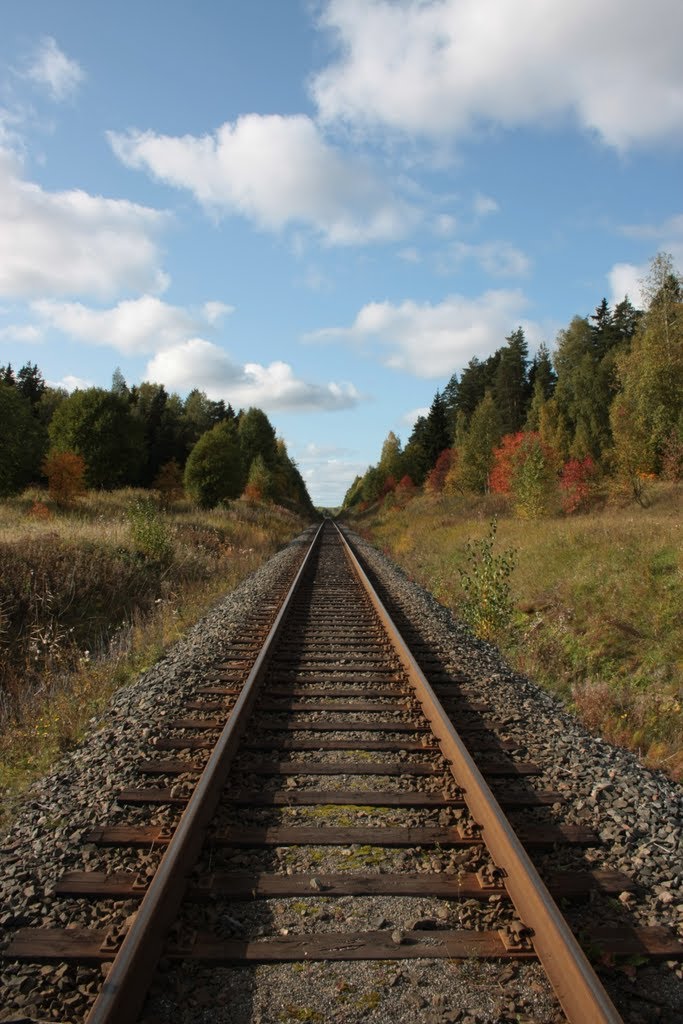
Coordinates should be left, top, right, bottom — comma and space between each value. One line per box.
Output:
4, 519, 682, 1023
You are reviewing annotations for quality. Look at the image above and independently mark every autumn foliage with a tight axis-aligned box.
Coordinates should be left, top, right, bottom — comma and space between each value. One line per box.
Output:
489, 433, 528, 495
559, 456, 597, 514
43, 451, 86, 504
425, 449, 453, 493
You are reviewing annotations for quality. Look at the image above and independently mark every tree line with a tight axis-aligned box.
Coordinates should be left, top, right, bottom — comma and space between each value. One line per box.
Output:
343, 252, 682, 513
0, 365, 314, 514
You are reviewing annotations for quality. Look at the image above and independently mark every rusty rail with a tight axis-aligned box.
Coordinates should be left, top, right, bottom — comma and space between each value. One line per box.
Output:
335, 521, 623, 1024
84, 522, 325, 1024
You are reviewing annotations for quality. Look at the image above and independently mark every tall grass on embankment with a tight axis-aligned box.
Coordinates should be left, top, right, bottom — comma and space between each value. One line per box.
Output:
0, 489, 311, 821
347, 483, 682, 778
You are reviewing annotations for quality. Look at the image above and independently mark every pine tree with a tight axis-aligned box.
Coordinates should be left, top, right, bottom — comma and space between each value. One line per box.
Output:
422, 390, 451, 468
494, 327, 530, 434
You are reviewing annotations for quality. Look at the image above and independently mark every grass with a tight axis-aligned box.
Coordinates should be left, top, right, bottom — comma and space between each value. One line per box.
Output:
347, 482, 682, 778
0, 487, 312, 824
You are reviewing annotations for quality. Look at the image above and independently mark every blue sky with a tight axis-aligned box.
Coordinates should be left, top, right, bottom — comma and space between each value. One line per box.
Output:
1, 1, 681, 505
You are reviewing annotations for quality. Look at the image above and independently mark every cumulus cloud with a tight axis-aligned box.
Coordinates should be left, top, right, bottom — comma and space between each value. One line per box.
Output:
25, 37, 85, 101
32, 295, 213, 355
108, 114, 416, 244
313, 0, 683, 148
146, 339, 362, 412
607, 263, 646, 309
51, 374, 93, 392
307, 290, 536, 377
0, 149, 168, 299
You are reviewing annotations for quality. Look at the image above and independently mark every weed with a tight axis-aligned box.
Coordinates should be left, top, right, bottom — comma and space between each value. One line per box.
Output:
355, 990, 381, 1010
280, 1007, 324, 1023
458, 519, 516, 641
0, 489, 309, 823
127, 497, 173, 562
351, 482, 682, 777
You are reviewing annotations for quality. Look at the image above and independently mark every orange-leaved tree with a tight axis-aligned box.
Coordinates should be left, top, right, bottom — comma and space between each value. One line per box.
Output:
43, 450, 86, 504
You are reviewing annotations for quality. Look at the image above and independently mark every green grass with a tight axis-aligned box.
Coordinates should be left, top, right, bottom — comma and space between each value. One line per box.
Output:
348, 482, 682, 778
0, 487, 312, 823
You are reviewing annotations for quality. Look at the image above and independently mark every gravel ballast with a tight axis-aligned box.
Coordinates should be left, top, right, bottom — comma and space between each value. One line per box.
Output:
0, 525, 681, 1024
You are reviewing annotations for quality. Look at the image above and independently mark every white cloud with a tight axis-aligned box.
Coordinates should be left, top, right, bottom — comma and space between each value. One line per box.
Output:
402, 405, 430, 427
32, 295, 213, 355
434, 213, 457, 236
301, 442, 356, 458
146, 339, 362, 412
108, 114, 416, 244
0, 149, 168, 299
443, 240, 531, 277
26, 37, 85, 101
608, 215, 683, 306
398, 247, 421, 264
307, 290, 536, 376
473, 193, 499, 217
0, 322, 43, 343
607, 263, 646, 308
202, 300, 235, 324
296, 448, 369, 507
313, 0, 683, 149
53, 374, 93, 392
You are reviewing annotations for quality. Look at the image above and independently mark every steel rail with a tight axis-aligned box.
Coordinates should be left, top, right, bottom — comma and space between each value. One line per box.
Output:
85, 522, 325, 1024
335, 521, 623, 1024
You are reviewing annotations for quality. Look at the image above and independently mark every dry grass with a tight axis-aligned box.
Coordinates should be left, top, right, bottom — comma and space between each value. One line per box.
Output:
348, 482, 682, 778
0, 488, 312, 821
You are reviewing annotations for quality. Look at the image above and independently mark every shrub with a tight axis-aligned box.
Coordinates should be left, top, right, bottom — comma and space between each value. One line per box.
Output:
127, 497, 172, 562
394, 474, 417, 508
424, 449, 453, 493
458, 519, 516, 641
490, 432, 525, 495
43, 450, 86, 504
153, 459, 184, 505
511, 434, 557, 518
559, 456, 597, 514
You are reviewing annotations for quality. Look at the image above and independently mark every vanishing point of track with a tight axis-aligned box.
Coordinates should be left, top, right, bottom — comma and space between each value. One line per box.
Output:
7, 520, 682, 1022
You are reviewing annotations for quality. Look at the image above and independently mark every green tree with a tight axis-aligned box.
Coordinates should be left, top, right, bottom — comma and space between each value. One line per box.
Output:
423, 390, 451, 468
48, 388, 144, 488
238, 407, 278, 468
243, 454, 273, 502
36, 386, 68, 428
184, 418, 245, 508
377, 431, 404, 483
456, 354, 500, 423
527, 342, 556, 400
16, 362, 47, 410
525, 342, 557, 431
0, 383, 47, 495
458, 392, 502, 493
610, 253, 682, 486
553, 316, 615, 460
343, 473, 370, 509
182, 389, 233, 450
131, 382, 186, 485
442, 371, 460, 441
493, 327, 530, 434
510, 434, 557, 518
